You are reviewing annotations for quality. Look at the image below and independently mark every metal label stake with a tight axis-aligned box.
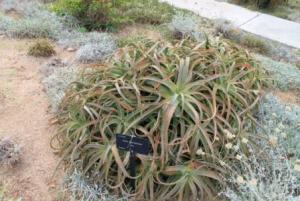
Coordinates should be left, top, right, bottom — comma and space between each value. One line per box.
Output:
116, 134, 150, 190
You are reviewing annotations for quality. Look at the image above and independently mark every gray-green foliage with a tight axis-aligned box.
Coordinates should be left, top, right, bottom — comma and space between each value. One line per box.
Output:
57, 31, 117, 63
255, 54, 300, 90
0, 0, 80, 39
221, 93, 300, 201
0, 1, 64, 39
0, 14, 15, 34
7, 13, 63, 39
41, 60, 78, 111
76, 43, 115, 63
258, 94, 300, 157
58, 31, 115, 49
169, 12, 205, 41
221, 147, 300, 201
64, 169, 129, 201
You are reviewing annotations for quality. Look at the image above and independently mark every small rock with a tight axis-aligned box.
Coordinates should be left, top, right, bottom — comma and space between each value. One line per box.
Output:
67, 47, 76, 52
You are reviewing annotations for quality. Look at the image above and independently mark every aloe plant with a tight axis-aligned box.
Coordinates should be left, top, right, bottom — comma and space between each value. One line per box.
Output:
53, 38, 267, 201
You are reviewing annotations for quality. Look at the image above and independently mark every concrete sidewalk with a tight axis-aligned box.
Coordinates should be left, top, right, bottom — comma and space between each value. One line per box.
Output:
162, 0, 300, 49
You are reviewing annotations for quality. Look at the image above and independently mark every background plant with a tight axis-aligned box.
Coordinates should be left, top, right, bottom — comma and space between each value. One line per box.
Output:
28, 39, 56, 57
52, 37, 267, 200
51, 0, 174, 31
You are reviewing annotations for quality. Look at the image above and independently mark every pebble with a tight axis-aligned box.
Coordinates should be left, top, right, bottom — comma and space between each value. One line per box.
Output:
67, 47, 76, 52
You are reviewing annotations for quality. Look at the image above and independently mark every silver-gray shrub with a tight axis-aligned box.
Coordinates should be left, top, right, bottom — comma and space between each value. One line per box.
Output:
42, 62, 78, 111
0, 0, 38, 14
221, 93, 300, 201
0, 9, 64, 39
6, 14, 63, 39
0, 0, 74, 39
169, 12, 205, 41
258, 94, 300, 157
57, 31, 116, 49
214, 19, 242, 41
221, 147, 300, 201
255, 54, 300, 90
75, 34, 117, 63
64, 169, 129, 201
0, 14, 16, 34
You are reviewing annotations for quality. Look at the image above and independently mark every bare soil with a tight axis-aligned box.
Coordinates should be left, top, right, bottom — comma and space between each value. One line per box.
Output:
0, 37, 74, 201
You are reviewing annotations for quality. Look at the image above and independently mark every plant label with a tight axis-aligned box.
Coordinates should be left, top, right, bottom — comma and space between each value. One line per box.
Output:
116, 134, 150, 155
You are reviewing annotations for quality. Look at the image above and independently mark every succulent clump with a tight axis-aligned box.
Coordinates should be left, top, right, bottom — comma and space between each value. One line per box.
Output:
53, 38, 267, 200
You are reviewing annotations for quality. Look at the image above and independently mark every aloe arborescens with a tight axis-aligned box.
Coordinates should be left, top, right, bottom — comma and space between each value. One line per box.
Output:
53, 38, 266, 201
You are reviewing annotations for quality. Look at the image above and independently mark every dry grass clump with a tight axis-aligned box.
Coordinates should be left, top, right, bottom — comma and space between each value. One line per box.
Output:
241, 34, 269, 54
215, 20, 269, 54
53, 37, 267, 200
0, 138, 21, 167
28, 39, 56, 57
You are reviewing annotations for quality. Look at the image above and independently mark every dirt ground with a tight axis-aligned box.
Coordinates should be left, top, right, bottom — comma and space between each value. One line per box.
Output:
0, 37, 74, 201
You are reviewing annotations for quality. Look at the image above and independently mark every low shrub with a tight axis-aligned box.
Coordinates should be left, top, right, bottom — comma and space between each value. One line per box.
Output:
221, 146, 300, 201
42, 62, 78, 111
51, 0, 174, 31
0, 12, 63, 39
258, 94, 300, 157
168, 12, 204, 41
0, 138, 21, 167
215, 19, 242, 41
62, 169, 129, 201
75, 41, 116, 63
57, 31, 115, 49
121, 0, 174, 25
255, 54, 300, 90
0, 1, 79, 39
70, 32, 116, 63
220, 93, 300, 201
0, 14, 16, 34
53, 38, 267, 200
28, 39, 56, 57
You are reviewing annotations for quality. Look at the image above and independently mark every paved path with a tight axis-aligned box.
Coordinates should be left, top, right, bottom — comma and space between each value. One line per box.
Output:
162, 0, 300, 49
